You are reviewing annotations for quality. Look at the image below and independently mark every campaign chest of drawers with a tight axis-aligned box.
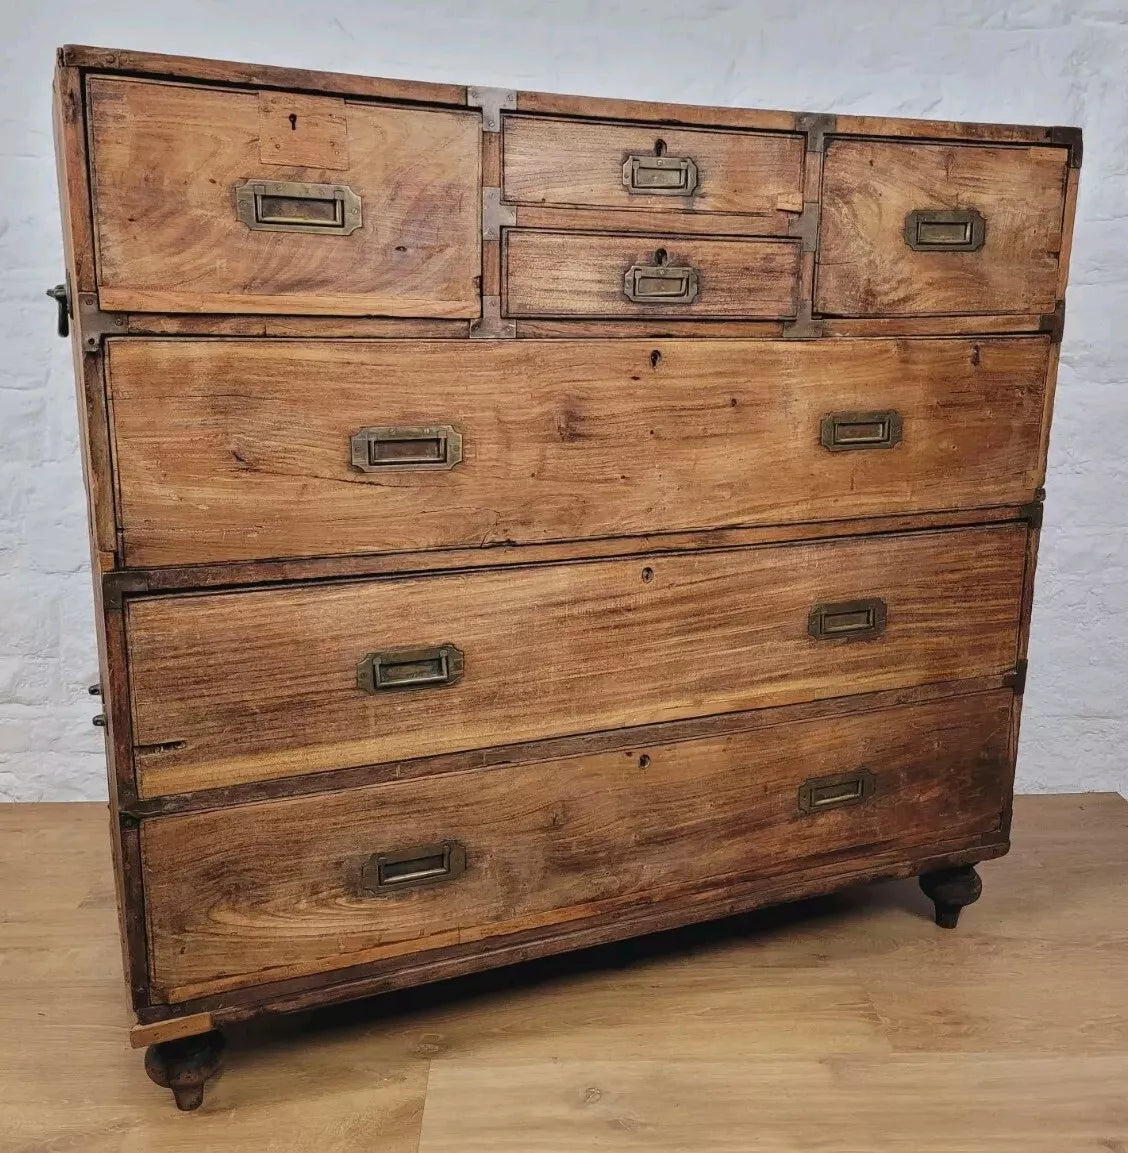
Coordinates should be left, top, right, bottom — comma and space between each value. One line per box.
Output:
51, 44, 1080, 1109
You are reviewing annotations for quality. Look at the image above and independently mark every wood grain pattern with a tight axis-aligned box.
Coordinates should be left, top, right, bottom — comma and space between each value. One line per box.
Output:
502, 115, 804, 215
505, 231, 800, 318
87, 76, 481, 317
140, 691, 1012, 999
513, 204, 794, 237
816, 140, 1068, 316
107, 336, 1050, 566
125, 524, 1026, 796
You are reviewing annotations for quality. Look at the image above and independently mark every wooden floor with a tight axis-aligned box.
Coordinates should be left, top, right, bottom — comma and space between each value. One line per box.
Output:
1, 795, 1126, 1151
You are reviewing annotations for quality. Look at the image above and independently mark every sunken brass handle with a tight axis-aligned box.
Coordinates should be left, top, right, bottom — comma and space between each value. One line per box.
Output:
820, 411, 903, 452
623, 152, 699, 195
357, 645, 464, 692
807, 598, 887, 641
798, 769, 875, 815
904, 208, 985, 252
350, 425, 463, 472
623, 249, 699, 304
361, 840, 467, 895
235, 179, 362, 235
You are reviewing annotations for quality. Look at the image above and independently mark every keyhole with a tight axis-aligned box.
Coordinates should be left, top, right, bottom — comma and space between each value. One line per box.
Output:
654, 248, 668, 266
289, 113, 298, 131
649, 349, 662, 368
654, 138, 666, 156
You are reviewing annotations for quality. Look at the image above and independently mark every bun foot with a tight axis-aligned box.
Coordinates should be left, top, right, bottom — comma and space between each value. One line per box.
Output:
144, 1030, 225, 1110
919, 864, 982, 928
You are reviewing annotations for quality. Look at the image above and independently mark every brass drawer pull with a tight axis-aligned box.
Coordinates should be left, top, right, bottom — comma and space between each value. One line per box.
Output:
357, 644, 464, 692
349, 424, 463, 472
904, 208, 985, 252
820, 411, 903, 452
807, 598, 887, 641
623, 150, 699, 196
623, 248, 699, 304
361, 840, 467, 895
235, 179, 362, 235
798, 769, 875, 815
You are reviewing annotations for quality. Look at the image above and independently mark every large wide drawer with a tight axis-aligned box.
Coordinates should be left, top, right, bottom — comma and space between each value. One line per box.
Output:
141, 689, 1013, 1000
816, 139, 1069, 316
126, 524, 1027, 797
501, 115, 805, 216
87, 77, 481, 316
504, 231, 800, 317
107, 336, 1051, 567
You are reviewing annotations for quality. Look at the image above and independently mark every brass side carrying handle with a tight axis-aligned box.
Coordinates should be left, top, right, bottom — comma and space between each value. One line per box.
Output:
623, 149, 699, 196
361, 840, 467, 895
350, 425, 463, 472
904, 208, 985, 252
820, 411, 903, 452
623, 248, 700, 304
807, 598, 887, 641
798, 769, 875, 815
235, 179, 362, 235
357, 644, 464, 692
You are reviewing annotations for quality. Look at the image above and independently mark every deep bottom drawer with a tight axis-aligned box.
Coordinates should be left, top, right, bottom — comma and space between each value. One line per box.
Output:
142, 690, 1013, 1001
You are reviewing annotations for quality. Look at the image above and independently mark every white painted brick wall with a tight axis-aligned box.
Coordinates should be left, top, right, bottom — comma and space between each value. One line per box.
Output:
1, 1, 1125, 800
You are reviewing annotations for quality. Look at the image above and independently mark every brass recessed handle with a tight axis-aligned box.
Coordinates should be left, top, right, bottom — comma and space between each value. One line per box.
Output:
349, 425, 463, 472
623, 249, 699, 304
623, 152, 699, 196
904, 208, 985, 252
235, 179, 362, 235
357, 644, 464, 692
361, 840, 467, 895
820, 411, 903, 452
807, 598, 887, 641
798, 769, 875, 815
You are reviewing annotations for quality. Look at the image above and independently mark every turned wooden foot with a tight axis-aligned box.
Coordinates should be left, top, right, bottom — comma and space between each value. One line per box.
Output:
144, 1031, 225, 1110
919, 864, 982, 928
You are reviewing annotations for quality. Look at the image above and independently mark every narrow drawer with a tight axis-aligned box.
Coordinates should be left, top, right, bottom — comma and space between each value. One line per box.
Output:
501, 115, 805, 216
126, 524, 1027, 797
816, 139, 1069, 316
107, 337, 1051, 567
504, 230, 800, 318
87, 76, 481, 317
141, 690, 1013, 1000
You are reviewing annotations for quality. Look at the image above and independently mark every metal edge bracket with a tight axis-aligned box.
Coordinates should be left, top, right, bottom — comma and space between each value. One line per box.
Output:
787, 200, 821, 252
1020, 494, 1045, 530
796, 112, 837, 153
781, 301, 826, 340
1009, 658, 1029, 696
77, 292, 126, 353
470, 294, 516, 339
1048, 125, 1083, 168
1039, 299, 1066, 344
483, 186, 516, 241
467, 86, 517, 132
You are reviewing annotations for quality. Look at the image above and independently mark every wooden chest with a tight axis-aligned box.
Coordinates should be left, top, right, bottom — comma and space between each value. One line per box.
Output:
50, 44, 1080, 1109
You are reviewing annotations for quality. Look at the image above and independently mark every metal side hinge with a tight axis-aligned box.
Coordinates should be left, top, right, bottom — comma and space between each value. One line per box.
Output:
467, 86, 517, 132
483, 186, 516, 240
1010, 659, 1029, 696
1039, 298, 1066, 344
796, 111, 836, 153
77, 292, 126, 352
470, 294, 516, 339
1048, 125, 1083, 168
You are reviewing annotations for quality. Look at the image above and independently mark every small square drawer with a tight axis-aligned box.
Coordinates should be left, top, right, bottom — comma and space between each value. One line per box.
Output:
502, 115, 805, 217
816, 139, 1070, 316
504, 230, 801, 318
86, 76, 481, 317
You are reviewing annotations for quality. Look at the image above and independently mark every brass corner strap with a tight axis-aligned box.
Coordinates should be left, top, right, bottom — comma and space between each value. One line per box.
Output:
467, 85, 516, 132
795, 111, 836, 153
1047, 125, 1083, 168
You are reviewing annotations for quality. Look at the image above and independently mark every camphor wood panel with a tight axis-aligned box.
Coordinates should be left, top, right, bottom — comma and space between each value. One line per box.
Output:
505, 231, 800, 318
501, 116, 805, 216
107, 336, 1051, 567
87, 76, 481, 316
126, 524, 1026, 797
816, 139, 1068, 316
140, 690, 1013, 1000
